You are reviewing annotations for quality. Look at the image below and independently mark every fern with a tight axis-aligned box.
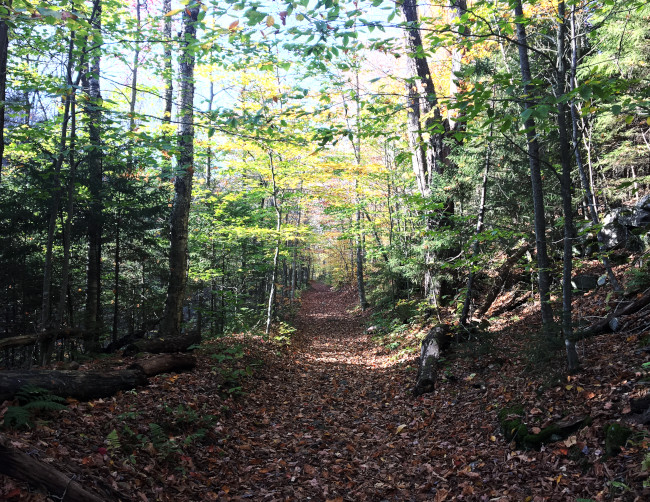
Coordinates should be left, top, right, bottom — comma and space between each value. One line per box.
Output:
149, 422, 178, 458
3, 386, 67, 429
184, 428, 206, 446
107, 429, 121, 451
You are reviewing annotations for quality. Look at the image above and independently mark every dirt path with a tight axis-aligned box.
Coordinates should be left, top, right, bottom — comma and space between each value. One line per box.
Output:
213, 283, 497, 501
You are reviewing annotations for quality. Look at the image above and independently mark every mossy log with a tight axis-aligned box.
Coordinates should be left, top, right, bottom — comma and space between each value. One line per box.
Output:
0, 369, 148, 402
0, 441, 108, 502
498, 406, 591, 449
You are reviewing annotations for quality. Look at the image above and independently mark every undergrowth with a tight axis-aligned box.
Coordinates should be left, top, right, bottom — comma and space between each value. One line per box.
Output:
2, 385, 67, 429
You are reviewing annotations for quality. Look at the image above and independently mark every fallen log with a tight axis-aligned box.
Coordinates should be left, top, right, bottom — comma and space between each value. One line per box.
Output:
0, 328, 84, 351
576, 287, 650, 339
413, 324, 453, 397
102, 318, 161, 353
0, 369, 148, 403
477, 243, 529, 317
128, 353, 197, 377
0, 441, 108, 502
123, 331, 201, 356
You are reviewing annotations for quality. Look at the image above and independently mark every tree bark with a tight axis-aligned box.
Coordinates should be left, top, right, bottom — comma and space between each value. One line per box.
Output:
123, 331, 200, 356
160, 5, 200, 339
0, 442, 107, 502
0, 369, 148, 402
84, 0, 104, 350
555, 1, 579, 371
265, 151, 281, 336
127, 353, 196, 377
0, 1, 10, 182
513, 0, 554, 328
413, 325, 452, 396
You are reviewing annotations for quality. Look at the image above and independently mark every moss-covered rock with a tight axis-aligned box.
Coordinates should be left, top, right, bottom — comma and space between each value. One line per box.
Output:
605, 422, 633, 457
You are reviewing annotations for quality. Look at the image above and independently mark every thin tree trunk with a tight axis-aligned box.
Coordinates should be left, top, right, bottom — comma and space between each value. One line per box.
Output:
41, 30, 77, 342
161, 0, 173, 179
513, 0, 554, 328
556, 1, 579, 371
127, 0, 141, 173
112, 209, 121, 344
568, 5, 621, 292
460, 111, 492, 326
0, 0, 10, 182
160, 5, 200, 338
265, 151, 281, 336
163, 0, 173, 122
57, 92, 77, 329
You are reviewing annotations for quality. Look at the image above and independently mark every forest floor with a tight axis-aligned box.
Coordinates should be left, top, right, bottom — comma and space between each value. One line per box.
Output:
2, 281, 650, 501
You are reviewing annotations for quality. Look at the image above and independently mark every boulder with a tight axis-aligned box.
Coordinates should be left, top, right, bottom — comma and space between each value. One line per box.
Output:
616, 207, 650, 228
571, 273, 599, 293
598, 220, 643, 251
637, 194, 650, 212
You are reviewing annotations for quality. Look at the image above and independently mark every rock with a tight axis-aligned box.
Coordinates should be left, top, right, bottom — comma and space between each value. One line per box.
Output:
617, 207, 650, 228
571, 273, 599, 293
574, 222, 599, 257
598, 220, 643, 251
637, 194, 650, 212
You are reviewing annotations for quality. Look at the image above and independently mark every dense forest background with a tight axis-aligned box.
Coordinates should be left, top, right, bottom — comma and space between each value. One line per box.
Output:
0, 0, 649, 368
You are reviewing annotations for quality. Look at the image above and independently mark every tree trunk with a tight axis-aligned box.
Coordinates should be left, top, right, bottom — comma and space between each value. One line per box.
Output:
163, 0, 173, 122
401, 0, 455, 303
112, 209, 121, 344
0, 1, 10, 182
123, 331, 200, 356
57, 91, 77, 329
127, 0, 141, 173
0, 369, 148, 402
513, 0, 554, 328
555, 1, 579, 371
265, 151, 281, 336
460, 114, 491, 325
85, 0, 104, 350
160, 5, 200, 339
413, 325, 452, 396
127, 353, 196, 377
41, 31, 77, 359
568, 4, 621, 292
576, 288, 650, 339
0, 442, 107, 502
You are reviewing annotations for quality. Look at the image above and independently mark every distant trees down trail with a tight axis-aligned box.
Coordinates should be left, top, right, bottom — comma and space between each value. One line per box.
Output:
0, 0, 648, 378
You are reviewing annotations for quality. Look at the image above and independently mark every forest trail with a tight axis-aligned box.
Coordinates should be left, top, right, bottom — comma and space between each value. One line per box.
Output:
213, 282, 501, 501
3, 283, 641, 501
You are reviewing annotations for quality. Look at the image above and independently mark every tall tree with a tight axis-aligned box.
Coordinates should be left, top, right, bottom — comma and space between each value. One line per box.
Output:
401, 0, 451, 303
0, 0, 10, 182
512, 0, 554, 328
84, 0, 104, 347
160, 4, 200, 338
